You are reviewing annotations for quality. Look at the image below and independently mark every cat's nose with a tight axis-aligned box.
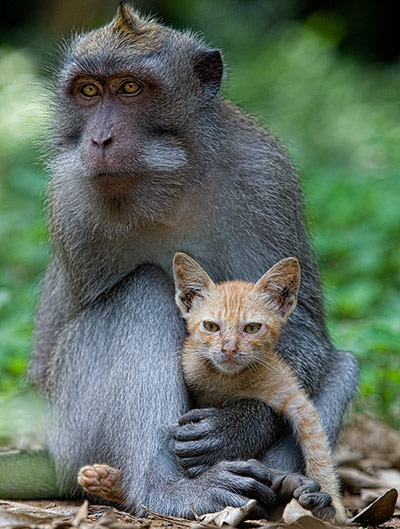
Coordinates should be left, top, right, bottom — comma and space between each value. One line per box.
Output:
222, 345, 238, 357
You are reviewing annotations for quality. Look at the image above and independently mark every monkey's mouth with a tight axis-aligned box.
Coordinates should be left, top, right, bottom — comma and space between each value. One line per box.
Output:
90, 173, 138, 197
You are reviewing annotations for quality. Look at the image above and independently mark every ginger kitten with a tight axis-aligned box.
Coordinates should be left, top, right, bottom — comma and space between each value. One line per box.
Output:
173, 252, 345, 523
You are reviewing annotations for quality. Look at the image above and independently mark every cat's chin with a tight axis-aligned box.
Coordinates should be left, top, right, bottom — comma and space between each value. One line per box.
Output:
213, 360, 245, 375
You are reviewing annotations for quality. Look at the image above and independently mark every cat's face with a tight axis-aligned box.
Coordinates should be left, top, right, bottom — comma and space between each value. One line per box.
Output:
185, 281, 282, 374
173, 252, 300, 376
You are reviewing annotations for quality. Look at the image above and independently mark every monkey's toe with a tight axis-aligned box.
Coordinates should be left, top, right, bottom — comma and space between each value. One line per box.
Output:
297, 490, 336, 520
77, 464, 123, 502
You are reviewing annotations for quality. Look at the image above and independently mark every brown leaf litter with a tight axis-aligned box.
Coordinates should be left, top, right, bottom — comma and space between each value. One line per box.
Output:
0, 415, 399, 529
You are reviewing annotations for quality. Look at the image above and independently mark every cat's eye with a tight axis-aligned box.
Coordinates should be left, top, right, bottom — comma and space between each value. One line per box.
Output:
244, 323, 262, 334
119, 80, 142, 95
203, 321, 220, 333
80, 84, 99, 97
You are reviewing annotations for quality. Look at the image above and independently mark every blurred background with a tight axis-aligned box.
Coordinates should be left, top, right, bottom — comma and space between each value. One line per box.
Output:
0, 0, 399, 442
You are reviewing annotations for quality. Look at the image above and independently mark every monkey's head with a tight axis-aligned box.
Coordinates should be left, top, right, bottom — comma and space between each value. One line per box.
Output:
48, 4, 223, 232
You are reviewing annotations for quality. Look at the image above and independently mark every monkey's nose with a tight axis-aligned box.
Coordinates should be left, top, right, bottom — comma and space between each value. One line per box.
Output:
92, 132, 112, 148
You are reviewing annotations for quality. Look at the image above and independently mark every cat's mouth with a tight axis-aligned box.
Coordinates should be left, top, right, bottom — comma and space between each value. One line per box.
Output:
213, 352, 245, 374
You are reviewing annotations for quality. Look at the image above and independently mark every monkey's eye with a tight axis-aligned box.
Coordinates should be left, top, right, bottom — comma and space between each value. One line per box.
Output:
80, 84, 99, 97
244, 323, 262, 334
203, 321, 220, 333
119, 80, 142, 95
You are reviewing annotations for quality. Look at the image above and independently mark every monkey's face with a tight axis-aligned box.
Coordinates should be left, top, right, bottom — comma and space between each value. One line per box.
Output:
47, 6, 223, 233
62, 71, 188, 199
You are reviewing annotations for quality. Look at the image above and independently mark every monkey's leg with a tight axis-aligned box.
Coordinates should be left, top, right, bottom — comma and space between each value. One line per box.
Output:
46, 265, 279, 517
78, 464, 123, 502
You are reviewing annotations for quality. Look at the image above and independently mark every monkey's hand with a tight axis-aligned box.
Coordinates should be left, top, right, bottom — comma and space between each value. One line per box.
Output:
192, 460, 277, 518
171, 399, 282, 477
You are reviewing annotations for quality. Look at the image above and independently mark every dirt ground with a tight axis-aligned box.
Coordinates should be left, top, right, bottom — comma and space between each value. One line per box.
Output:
1, 415, 399, 529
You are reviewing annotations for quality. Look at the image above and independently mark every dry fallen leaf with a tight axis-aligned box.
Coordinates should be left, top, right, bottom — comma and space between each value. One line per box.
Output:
376, 469, 400, 490
196, 500, 257, 527
0, 509, 52, 528
281, 499, 312, 525
351, 488, 398, 526
0, 499, 80, 517
71, 500, 89, 526
338, 467, 385, 489
280, 499, 338, 529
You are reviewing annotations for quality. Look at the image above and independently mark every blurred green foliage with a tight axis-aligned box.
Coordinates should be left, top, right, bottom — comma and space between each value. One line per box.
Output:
0, 47, 48, 395
0, 7, 399, 428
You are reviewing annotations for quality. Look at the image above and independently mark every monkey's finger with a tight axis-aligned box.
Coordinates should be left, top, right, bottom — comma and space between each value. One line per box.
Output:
210, 490, 268, 519
178, 408, 214, 426
203, 462, 276, 511
311, 504, 336, 521
178, 455, 215, 469
298, 491, 332, 510
221, 473, 276, 508
184, 465, 208, 477
221, 460, 274, 486
172, 421, 213, 441
172, 438, 218, 457
293, 479, 321, 498
274, 474, 320, 505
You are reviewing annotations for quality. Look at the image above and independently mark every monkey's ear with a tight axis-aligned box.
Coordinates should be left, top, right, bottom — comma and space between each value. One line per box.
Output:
173, 252, 214, 316
255, 257, 301, 322
194, 49, 223, 101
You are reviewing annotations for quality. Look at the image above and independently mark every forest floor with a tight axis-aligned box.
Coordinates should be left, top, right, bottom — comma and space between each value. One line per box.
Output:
1, 415, 399, 529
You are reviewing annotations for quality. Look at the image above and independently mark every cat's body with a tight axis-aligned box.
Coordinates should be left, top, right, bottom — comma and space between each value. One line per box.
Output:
174, 253, 345, 523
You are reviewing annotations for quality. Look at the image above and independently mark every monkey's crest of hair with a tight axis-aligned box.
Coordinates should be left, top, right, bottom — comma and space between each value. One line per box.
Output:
110, 3, 163, 42
72, 3, 168, 57
113, 3, 156, 34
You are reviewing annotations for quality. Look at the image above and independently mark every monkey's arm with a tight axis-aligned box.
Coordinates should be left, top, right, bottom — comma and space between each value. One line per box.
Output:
171, 350, 358, 477
29, 258, 67, 389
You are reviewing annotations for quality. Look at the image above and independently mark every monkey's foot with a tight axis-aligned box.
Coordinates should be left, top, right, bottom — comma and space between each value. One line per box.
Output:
77, 464, 124, 503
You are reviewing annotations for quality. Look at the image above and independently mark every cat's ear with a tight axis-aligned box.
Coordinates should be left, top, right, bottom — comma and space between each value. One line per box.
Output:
255, 257, 301, 322
173, 252, 215, 316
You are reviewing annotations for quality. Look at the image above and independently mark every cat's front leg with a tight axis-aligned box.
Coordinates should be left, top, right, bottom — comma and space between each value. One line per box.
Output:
170, 399, 283, 477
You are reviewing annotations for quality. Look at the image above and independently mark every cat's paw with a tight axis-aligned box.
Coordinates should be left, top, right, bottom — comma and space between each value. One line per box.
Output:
77, 464, 124, 502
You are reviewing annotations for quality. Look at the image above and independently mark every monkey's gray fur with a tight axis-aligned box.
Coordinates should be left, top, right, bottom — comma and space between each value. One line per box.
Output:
29, 4, 358, 518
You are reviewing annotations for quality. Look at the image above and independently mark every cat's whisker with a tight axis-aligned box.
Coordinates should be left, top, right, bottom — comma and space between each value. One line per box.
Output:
254, 359, 278, 375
